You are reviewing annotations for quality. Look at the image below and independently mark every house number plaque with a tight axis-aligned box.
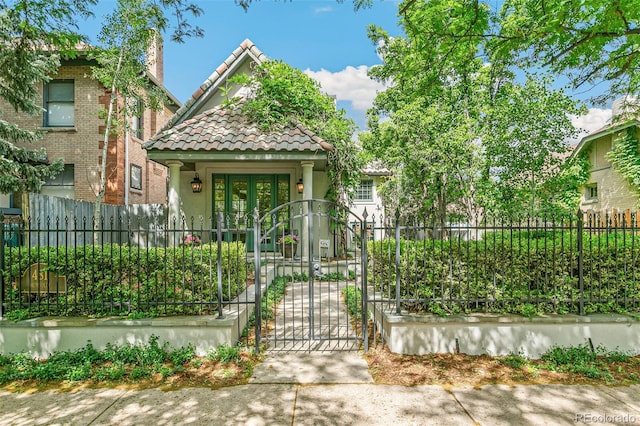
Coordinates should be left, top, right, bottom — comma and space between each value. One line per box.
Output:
16, 263, 67, 294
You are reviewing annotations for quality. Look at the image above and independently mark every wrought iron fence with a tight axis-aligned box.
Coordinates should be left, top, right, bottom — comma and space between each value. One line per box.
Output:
366, 210, 640, 317
4, 208, 640, 321
0, 213, 253, 320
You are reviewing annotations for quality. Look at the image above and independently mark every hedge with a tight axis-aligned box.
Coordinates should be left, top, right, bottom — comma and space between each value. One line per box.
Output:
1, 242, 248, 318
368, 231, 640, 316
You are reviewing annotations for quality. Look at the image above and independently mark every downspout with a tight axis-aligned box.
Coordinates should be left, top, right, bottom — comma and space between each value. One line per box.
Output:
125, 126, 130, 205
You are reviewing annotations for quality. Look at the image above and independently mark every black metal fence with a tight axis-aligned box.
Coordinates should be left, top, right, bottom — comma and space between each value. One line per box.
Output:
367, 210, 640, 316
1, 213, 253, 320
4, 209, 640, 321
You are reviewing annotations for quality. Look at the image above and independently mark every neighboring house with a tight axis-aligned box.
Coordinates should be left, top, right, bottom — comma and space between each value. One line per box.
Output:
350, 160, 392, 242
0, 41, 178, 217
572, 98, 640, 213
143, 39, 334, 257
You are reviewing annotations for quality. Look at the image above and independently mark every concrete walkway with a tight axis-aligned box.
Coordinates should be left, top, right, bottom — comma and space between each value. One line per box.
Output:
2, 383, 639, 425
262, 279, 361, 353
249, 277, 374, 384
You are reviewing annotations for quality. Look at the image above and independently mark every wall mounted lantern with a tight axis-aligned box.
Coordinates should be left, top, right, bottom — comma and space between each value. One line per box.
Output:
296, 178, 304, 194
191, 173, 203, 193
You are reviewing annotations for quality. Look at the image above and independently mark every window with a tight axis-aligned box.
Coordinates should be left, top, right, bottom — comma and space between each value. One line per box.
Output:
130, 164, 142, 190
130, 98, 143, 139
40, 164, 74, 199
585, 183, 598, 200
43, 80, 74, 127
355, 179, 373, 201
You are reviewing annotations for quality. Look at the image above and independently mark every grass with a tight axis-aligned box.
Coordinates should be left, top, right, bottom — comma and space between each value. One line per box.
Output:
538, 343, 632, 380
493, 343, 636, 383
0, 336, 256, 389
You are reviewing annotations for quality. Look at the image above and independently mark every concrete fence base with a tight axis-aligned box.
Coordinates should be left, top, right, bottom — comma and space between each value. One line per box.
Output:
370, 304, 640, 359
0, 284, 257, 359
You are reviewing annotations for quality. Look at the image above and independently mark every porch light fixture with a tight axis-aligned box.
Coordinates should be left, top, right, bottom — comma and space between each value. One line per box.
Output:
191, 173, 203, 193
296, 178, 304, 194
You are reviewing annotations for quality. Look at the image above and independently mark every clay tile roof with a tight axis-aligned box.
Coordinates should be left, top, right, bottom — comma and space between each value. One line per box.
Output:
362, 160, 393, 176
160, 38, 266, 132
144, 104, 333, 153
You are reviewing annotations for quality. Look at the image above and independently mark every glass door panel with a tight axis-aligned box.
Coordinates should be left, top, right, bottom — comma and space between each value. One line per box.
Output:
255, 177, 274, 248
211, 174, 289, 251
230, 177, 248, 244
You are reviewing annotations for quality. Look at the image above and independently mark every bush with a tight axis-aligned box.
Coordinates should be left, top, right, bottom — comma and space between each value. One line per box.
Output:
342, 285, 362, 318
368, 230, 640, 316
2, 242, 248, 318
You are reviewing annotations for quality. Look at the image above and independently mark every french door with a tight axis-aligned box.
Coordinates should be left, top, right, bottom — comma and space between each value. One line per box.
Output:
213, 174, 289, 250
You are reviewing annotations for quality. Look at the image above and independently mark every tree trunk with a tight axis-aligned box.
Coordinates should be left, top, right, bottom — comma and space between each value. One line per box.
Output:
94, 50, 124, 242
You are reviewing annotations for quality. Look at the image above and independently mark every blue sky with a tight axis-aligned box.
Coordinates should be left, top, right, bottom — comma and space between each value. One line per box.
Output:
85, 0, 611, 138
87, 0, 402, 130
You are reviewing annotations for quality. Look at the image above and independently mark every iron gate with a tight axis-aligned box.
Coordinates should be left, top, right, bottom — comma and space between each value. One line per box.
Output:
253, 200, 369, 352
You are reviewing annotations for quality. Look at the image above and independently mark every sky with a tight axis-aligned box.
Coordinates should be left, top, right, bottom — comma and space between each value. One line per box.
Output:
84, 0, 612, 140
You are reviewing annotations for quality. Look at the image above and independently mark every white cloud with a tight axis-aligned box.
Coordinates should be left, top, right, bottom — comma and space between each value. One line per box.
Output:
570, 107, 612, 143
304, 65, 387, 112
314, 6, 333, 14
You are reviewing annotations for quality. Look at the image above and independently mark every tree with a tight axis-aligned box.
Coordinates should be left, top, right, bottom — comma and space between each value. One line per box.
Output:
364, 13, 585, 225
482, 75, 584, 217
228, 59, 363, 205
234, 0, 373, 12
0, 0, 95, 194
90, 0, 203, 225
398, 0, 640, 105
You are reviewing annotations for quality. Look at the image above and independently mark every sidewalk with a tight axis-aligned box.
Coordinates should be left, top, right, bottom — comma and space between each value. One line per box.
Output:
1, 380, 639, 425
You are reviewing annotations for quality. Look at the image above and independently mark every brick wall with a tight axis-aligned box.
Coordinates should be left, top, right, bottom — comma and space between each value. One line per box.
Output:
1, 61, 174, 206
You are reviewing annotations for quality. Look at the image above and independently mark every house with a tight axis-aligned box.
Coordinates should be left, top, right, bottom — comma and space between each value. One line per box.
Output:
350, 160, 392, 241
572, 97, 640, 213
143, 39, 334, 258
0, 41, 178, 216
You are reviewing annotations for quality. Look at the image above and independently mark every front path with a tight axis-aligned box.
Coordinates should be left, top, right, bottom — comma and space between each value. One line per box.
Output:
250, 278, 372, 384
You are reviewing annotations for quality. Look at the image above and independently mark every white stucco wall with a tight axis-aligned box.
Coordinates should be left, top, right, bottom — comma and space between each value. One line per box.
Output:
579, 127, 640, 212
350, 176, 387, 241
0, 194, 10, 209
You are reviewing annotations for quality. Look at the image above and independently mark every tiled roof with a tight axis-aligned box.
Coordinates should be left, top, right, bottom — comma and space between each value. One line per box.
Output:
144, 103, 333, 152
362, 160, 393, 176
160, 38, 266, 131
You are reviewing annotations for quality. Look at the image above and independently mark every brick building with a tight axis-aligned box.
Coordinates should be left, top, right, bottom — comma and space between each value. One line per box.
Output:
0, 42, 178, 212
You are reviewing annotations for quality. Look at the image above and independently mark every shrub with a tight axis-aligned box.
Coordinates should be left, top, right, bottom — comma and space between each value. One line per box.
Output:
367, 230, 640, 316
342, 285, 362, 318
2, 241, 248, 318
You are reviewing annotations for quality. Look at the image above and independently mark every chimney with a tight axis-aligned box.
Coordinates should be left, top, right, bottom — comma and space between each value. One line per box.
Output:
611, 95, 639, 119
146, 29, 164, 84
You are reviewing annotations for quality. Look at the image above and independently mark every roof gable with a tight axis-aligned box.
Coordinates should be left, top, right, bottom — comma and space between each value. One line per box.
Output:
572, 119, 640, 158
160, 38, 266, 131
147, 38, 333, 156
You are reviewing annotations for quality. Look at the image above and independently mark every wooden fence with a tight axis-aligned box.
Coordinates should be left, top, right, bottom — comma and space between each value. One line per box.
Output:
5, 194, 168, 247
583, 209, 640, 229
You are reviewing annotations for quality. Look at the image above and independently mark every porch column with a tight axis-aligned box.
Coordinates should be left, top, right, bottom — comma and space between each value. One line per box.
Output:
302, 161, 314, 200
167, 161, 183, 243
301, 161, 314, 261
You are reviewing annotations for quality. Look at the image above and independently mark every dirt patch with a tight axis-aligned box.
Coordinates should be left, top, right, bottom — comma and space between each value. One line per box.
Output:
363, 344, 640, 388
